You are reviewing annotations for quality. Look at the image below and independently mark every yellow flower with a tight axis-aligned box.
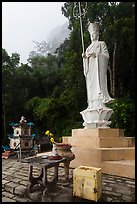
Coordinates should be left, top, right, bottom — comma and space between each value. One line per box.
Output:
50, 138, 55, 143
45, 130, 55, 143
49, 133, 53, 137
45, 130, 50, 135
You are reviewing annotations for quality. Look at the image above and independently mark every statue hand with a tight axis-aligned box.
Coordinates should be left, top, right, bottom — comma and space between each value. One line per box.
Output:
90, 53, 96, 58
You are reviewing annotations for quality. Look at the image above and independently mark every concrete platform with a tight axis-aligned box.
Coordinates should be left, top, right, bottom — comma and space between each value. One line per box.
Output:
62, 128, 135, 179
102, 160, 135, 179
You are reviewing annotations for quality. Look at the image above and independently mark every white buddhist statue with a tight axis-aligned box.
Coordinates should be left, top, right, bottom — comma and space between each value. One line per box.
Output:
80, 22, 114, 128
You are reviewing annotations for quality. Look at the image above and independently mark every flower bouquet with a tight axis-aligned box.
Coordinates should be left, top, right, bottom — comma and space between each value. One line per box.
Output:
45, 130, 62, 160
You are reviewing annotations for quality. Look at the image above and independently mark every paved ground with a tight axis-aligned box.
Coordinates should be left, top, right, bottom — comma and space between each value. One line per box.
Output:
2, 157, 135, 202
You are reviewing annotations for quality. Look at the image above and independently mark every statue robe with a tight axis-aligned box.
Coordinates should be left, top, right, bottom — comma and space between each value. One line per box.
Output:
83, 40, 113, 108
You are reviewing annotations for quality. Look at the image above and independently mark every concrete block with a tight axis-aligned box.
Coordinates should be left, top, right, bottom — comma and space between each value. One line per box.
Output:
73, 166, 102, 202
72, 128, 124, 138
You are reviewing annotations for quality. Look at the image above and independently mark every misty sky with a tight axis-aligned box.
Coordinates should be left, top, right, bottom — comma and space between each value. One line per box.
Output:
2, 2, 68, 64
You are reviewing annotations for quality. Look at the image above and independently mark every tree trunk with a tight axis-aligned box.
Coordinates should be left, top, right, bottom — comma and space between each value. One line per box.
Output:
112, 42, 117, 97
2, 94, 7, 144
108, 61, 113, 97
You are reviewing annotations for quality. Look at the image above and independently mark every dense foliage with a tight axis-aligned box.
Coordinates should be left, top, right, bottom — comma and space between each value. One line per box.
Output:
108, 97, 135, 136
2, 2, 135, 145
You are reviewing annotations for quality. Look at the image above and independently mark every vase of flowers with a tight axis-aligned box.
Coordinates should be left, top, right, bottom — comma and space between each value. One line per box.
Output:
45, 130, 62, 160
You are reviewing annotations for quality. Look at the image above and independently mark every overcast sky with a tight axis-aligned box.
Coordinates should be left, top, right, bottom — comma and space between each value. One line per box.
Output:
2, 2, 68, 64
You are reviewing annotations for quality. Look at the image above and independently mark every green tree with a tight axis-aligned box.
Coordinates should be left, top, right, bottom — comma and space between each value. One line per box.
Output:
2, 49, 20, 144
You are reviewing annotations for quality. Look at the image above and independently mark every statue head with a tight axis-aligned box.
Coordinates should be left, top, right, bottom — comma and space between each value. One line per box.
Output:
88, 22, 100, 34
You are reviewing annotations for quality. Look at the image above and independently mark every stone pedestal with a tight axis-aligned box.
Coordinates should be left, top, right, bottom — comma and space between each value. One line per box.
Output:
80, 99, 113, 128
62, 128, 135, 178
80, 107, 112, 128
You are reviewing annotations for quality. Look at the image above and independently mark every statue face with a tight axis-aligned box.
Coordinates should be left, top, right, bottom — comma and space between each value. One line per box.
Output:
90, 31, 99, 41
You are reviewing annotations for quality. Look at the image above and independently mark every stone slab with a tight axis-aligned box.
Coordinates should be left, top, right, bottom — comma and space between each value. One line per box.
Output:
71, 128, 124, 138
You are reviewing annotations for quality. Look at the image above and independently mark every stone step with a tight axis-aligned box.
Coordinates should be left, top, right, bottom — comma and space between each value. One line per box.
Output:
63, 136, 135, 148
70, 146, 135, 167
102, 160, 135, 179
101, 147, 135, 161
72, 128, 124, 138
99, 137, 135, 148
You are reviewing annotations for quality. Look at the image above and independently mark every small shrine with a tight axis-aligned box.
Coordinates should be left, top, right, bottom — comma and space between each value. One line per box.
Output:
8, 116, 36, 158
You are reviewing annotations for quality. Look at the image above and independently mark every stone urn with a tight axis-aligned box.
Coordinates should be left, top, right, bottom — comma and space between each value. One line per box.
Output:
56, 143, 75, 160
56, 143, 75, 179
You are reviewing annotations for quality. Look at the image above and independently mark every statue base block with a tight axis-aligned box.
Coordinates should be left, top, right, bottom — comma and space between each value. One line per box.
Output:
62, 128, 135, 179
